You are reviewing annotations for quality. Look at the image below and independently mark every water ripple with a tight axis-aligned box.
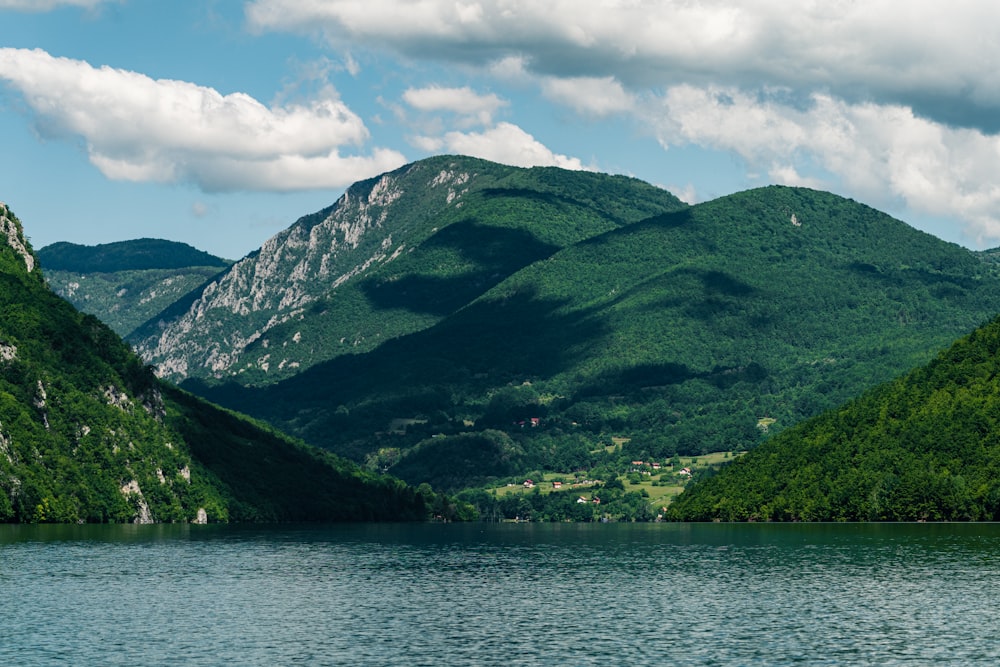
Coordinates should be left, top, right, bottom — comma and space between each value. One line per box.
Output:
3, 523, 1000, 665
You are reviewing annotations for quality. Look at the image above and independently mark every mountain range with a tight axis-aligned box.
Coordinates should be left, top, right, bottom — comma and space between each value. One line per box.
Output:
64, 155, 1000, 495
0, 202, 446, 523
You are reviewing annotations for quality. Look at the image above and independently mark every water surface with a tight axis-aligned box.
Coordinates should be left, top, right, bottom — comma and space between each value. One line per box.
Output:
3, 523, 998, 665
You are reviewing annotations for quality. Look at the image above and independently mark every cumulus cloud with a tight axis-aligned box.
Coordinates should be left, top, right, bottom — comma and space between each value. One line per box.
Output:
540, 76, 634, 117
0, 48, 406, 191
667, 184, 699, 206
398, 83, 587, 170
245, 0, 1000, 131
421, 122, 588, 171
402, 85, 507, 126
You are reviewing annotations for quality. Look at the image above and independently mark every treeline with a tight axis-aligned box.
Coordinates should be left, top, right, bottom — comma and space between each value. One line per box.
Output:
668, 314, 1000, 521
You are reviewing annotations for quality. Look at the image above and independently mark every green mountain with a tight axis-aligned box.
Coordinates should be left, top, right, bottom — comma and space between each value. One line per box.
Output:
668, 315, 1000, 521
181, 181, 1000, 492
0, 202, 439, 523
39, 239, 232, 337
129, 155, 684, 382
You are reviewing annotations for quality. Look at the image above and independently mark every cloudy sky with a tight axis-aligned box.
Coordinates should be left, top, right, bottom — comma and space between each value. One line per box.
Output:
2, 0, 999, 259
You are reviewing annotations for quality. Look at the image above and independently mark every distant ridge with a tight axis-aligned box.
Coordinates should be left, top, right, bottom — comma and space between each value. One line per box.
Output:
39, 239, 234, 338
39, 238, 230, 272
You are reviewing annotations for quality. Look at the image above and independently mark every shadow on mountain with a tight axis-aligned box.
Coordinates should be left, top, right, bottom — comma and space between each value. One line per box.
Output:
186, 285, 612, 457
634, 265, 758, 322
698, 269, 756, 297
575, 360, 771, 400
360, 220, 559, 316
577, 362, 699, 397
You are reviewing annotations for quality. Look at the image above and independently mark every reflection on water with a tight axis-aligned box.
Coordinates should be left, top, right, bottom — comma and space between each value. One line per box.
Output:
3, 523, 999, 665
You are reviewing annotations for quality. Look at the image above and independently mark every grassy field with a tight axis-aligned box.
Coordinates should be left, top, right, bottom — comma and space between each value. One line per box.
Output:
489, 451, 742, 509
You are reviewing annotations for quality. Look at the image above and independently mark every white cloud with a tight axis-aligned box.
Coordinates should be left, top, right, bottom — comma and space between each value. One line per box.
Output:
396, 82, 588, 170
245, 1, 1000, 128
402, 85, 507, 126
423, 122, 588, 171
650, 85, 1000, 243
0, 0, 112, 10
667, 184, 698, 206
0, 48, 406, 192
540, 76, 634, 117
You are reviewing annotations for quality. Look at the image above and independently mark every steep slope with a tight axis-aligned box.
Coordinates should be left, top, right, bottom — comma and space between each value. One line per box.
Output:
130, 155, 685, 383
189, 186, 1000, 490
40, 239, 231, 337
0, 202, 433, 523
668, 314, 1000, 521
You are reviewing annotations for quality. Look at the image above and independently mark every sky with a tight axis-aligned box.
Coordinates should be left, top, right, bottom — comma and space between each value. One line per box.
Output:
2, 1, 1000, 260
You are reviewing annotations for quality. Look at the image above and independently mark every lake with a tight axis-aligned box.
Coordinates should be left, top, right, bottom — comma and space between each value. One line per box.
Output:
3, 522, 999, 665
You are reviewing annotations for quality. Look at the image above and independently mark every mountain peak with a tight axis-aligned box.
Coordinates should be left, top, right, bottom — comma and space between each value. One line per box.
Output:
131, 155, 683, 383
0, 202, 36, 274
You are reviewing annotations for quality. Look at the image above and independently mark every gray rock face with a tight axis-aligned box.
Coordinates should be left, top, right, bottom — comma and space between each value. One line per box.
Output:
0, 202, 35, 274
131, 158, 480, 382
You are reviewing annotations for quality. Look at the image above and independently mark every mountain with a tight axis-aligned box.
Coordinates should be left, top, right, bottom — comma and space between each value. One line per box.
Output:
668, 314, 1000, 521
179, 180, 1000, 491
0, 202, 441, 523
129, 155, 685, 382
39, 239, 232, 338
39, 238, 230, 273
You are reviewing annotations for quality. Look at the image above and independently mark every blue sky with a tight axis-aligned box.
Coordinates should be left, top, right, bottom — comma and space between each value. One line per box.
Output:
1, 1, 998, 260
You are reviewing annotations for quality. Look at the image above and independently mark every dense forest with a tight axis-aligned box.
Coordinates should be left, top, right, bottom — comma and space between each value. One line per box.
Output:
668, 314, 1000, 521
0, 202, 460, 523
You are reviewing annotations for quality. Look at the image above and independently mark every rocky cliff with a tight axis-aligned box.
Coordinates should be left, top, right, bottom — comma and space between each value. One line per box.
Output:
130, 156, 683, 384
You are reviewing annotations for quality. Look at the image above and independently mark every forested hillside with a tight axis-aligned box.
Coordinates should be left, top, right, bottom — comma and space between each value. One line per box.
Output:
668, 314, 1000, 521
0, 202, 445, 523
186, 183, 1000, 492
